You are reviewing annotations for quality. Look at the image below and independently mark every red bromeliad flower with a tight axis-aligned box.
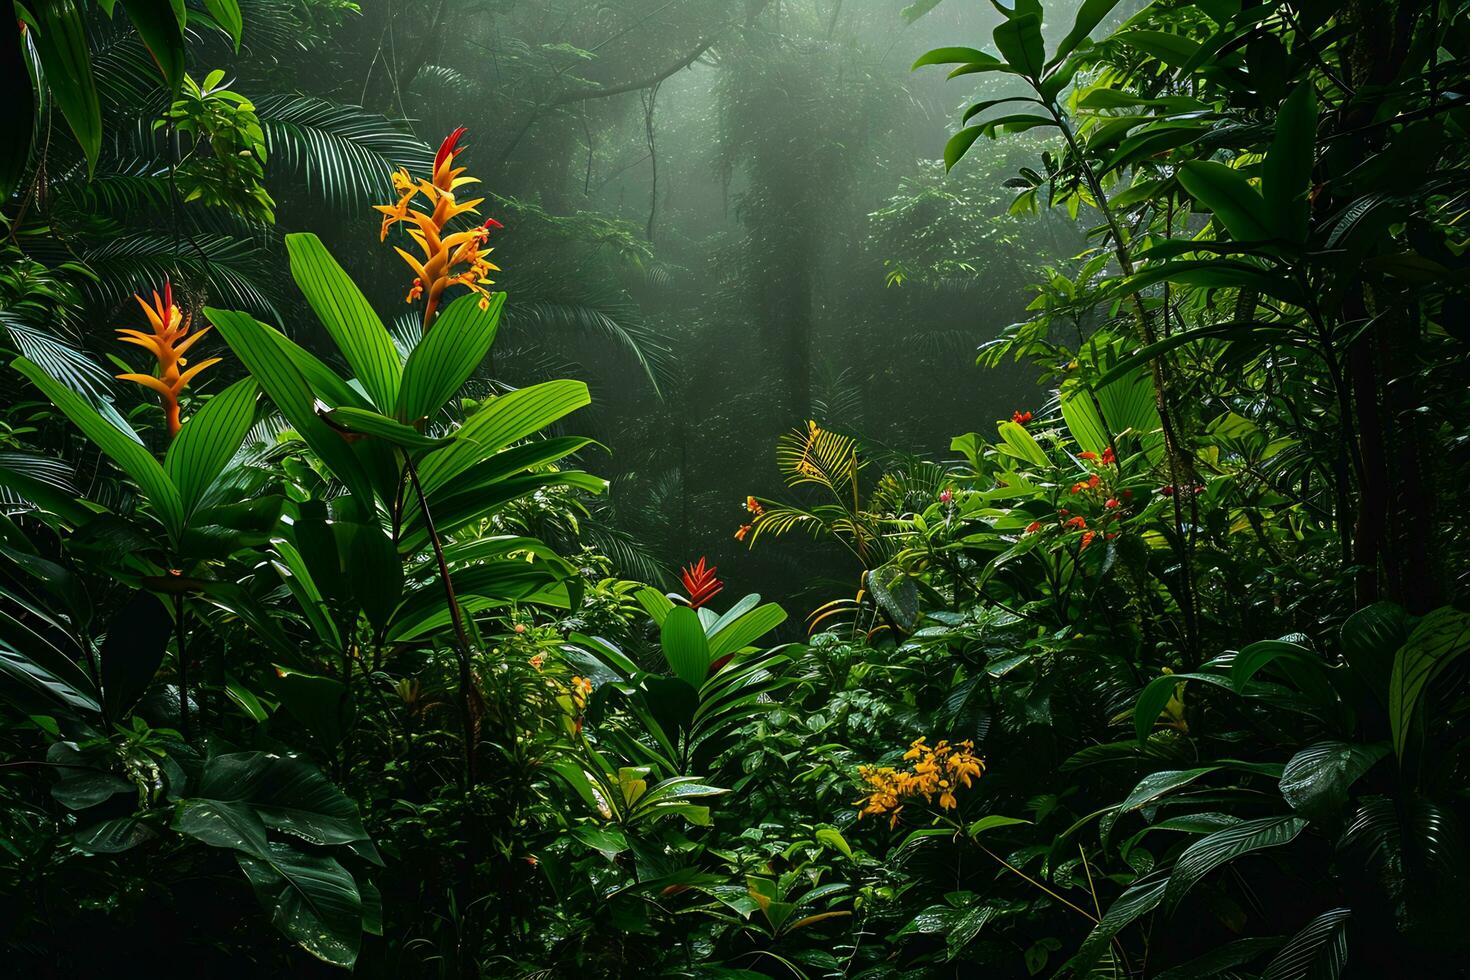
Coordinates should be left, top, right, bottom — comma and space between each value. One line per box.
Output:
1011, 410, 1033, 425
680, 557, 724, 609
1101, 446, 1116, 465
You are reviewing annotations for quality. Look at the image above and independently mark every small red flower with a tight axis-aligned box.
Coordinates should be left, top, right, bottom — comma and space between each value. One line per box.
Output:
1105, 498, 1120, 509
1065, 516, 1087, 529
1193, 484, 1206, 495
1160, 485, 1176, 496
680, 558, 724, 609
734, 524, 752, 542
1078, 451, 1098, 461
1123, 489, 1133, 499
939, 488, 953, 504
1011, 410, 1033, 425
1105, 532, 1118, 540
1088, 474, 1101, 488
1101, 446, 1116, 465
1024, 520, 1043, 533
1080, 530, 1097, 550
745, 495, 764, 516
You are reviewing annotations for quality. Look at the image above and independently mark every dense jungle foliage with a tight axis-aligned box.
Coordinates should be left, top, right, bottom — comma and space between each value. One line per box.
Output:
2, 0, 1469, 976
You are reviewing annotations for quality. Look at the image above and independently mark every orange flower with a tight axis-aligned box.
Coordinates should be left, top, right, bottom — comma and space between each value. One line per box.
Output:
115, 281, 219, 438
1024, 520, 1043, 533
375, 127, 502, 329
1078, 451, 1098, 461
1011, 410, 1032, 424
734, 523, 752, 542
745, 495, 764, 516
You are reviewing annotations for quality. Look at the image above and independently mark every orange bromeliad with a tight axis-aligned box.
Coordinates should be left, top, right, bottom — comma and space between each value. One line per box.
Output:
115, 281, 219, 438
375, 127, 502, 330
680, 557, 724, 610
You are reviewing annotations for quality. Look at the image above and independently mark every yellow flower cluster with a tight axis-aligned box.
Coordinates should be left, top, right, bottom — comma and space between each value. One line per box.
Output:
857, 737, 985, 829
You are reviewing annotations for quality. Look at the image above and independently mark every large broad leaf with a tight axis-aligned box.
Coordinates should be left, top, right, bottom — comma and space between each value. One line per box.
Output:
237, 842, 363, 967
205, 309, 376, 506
201, 0, 243, 49
121, 0, 187, 94
707, 603, 786, 661
1178, 161, 1273, 243
173, 798, 270, 858
1279, 741, 1387, 821
321, 406, 453, 451
24, 0, 100, 172
993, 12, 1045, 79
99, 590, 173, 719
1259, 907, 1350, 980
346, 523, 401, 635
196, 752, 369, 846
1071, 872, 1168, 973
1340, 602, 1407, 704
660, 606, 710, 689
285, 234, 401, 413
397, 292, 504, 424
164, 377, 257, 518
417, 379, 591, 495
1263, 83, 1317, 243
12, 357, 184, 539
1388, 607, 1470, 760
1062, 368, 1161, 460
1161, 815, 1308, 912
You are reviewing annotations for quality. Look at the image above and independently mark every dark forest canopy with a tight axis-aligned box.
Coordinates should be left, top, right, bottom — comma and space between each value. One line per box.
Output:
1, 0, 1468, 977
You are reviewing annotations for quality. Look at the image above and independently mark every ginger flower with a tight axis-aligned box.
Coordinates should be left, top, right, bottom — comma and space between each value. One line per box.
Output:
680, 557, 724, 609
115, 281, 219, 438
375, 127, 503, 329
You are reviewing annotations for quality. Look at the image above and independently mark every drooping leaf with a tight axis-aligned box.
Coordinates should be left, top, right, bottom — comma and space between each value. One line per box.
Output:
397, 292, 504, 424
1279, 741, 1387, 821
661, 605, 711, 689
164, 377, 258, 518
236, 842, 363, 967
1263, 83, 1317, 243
1178, 161, 1273, 243
1388, 607, 1470, 760
1161, 815, 1308, 912
26, 0, 101, 172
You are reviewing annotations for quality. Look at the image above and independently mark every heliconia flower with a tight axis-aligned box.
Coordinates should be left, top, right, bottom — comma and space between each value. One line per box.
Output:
1105, 498, 1120, 509
745, 495, 764, 516
680, 557, 724, 610
1088, 473, 1101, 488
734, 523, 752, 542
1065, 515, 1087, 529
939, 488, 953, 504
1101, 446, 1116, 465
115, 281, 220, 439
1078, 451, 1098, 461
375, 127, 502, 329
1011, 410, 1033, 424
1081, 530, 1097, 549
1024, 520, 1043, 533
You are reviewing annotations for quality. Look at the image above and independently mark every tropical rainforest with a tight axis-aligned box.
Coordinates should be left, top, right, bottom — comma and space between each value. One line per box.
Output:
2, 0, 1468, 977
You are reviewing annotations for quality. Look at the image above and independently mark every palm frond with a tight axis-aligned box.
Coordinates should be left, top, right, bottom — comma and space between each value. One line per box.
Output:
776, 420, 862, 494
0, 312, 114, 401
254, 95, 434, 212
501, 296, 671, 396
80, 232, 278, 319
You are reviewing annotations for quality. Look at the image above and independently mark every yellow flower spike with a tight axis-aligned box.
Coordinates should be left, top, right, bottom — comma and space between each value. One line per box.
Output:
114, 280, 217, 438
376, 127, 504, 331
856, 735, 986, 827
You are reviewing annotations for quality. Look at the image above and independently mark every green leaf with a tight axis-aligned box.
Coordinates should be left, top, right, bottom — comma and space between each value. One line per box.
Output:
1388, 607, 1470, 761
285, 234, 402, 413
12, 357, 184, 540
174, 798, 270, 858
912, 47, 997, 70
1341, 601, 1407, 703
205, 308, 376, 507
1279, 741, 1388, 821
1114, 29, 1201, 69
1263, 83, 1317, 243
966, 814, 1031, 837
660, 606, 711, 688
121, 0, 187, 94
1048, 0, 1123, 68
197, 752, 368, 845
99, 590, 172, 719
201, 0, 243, 49
237, 843, 363, 967
707, 603, 786, 660
27, 0, 101, 172
995, 419, 1049, 467
1134, 673, 1181, 743
1177, 160, 1272, 243
1155, 937, 1285, 979
1161, 815, 1307, 912
417, 379, 591, 495
272, 669, 352, 752
346, 523, 401, 635
397, 292, 504, 424
944, 126, 984, 172
993, 12, 1045, 79
1072, 873, 1167, 973
165, 377, 257, 518
321, 406, 454, 451
1259, 907, 1350, 980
